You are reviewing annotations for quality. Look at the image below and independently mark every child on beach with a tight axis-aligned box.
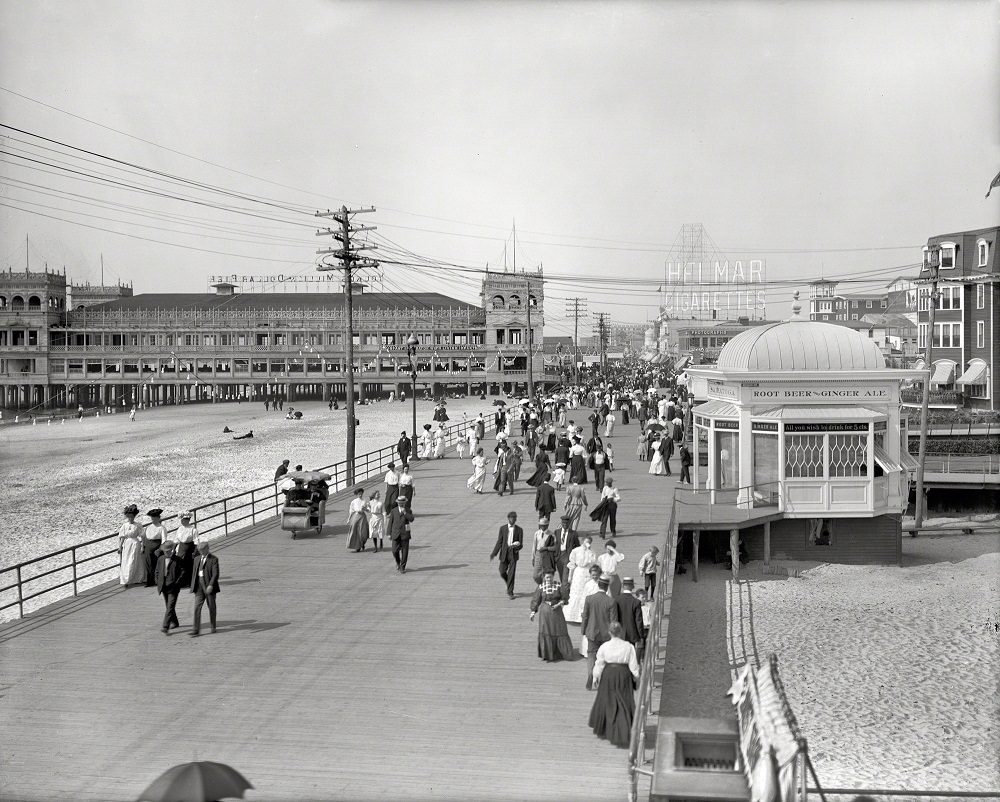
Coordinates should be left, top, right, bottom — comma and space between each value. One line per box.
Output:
636, 432, 646, 461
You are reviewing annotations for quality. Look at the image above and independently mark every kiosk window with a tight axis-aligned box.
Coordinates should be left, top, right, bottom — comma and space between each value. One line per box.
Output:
829, 434, 866, 477
786, 435, 823, 478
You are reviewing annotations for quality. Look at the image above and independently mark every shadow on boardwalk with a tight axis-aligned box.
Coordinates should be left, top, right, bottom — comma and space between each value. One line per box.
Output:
0, 426, 674, 802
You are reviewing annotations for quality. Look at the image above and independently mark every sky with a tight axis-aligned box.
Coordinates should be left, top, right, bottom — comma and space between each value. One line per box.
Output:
0, 0, 997, 340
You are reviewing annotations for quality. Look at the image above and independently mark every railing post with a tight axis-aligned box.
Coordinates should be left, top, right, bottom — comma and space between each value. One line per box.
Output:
17, 565, 24, 619
72, 546, 78, 597
251, 488, 257, 524
223, 499, 230, 536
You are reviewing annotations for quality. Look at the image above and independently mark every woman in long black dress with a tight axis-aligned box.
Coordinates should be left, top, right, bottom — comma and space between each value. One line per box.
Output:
525, 447, 551, 487
568, 442, 588, 486
528, 570, 575, 662
589, 621, 640, 747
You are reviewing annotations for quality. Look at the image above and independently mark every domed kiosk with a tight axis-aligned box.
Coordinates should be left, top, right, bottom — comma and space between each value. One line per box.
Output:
684, 310, 924, 565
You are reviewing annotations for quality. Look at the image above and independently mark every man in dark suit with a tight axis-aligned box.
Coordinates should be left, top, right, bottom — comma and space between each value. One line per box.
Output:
386, 496, 415, 574
554, 514, 580, 584
154, 541, 183, 635
489, 511, 523, 599
397, 431, 411, 467
615, 577, 646, 662
534, 476, 557, 522
190, 541, 220, 637
580, 575, 618, 689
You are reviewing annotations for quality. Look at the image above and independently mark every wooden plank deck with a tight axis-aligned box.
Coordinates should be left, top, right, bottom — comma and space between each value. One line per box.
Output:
0, 426, 679, 802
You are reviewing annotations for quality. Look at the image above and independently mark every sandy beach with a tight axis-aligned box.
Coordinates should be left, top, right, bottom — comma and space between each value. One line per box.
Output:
662, 533, 1000, 792
0, 397, 496, 567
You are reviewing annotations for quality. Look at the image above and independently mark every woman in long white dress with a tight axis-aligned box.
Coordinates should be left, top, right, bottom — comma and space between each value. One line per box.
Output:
648, 434, 665, 475
564, 537, 599, 623
467, 448, 488, 493
419, 425, 433, 459
596, 539, 626, 598
346, 488, 370, 551
117, 504, 145, 587
367, 490, 385, 552
433, 424, 446, 459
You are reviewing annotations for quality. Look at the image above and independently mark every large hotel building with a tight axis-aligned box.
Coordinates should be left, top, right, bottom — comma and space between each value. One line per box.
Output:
0, 268, 548, 410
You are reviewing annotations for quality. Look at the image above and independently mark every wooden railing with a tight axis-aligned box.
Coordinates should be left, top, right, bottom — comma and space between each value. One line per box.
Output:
0, 414, 494, 622
627, 496, 679, 802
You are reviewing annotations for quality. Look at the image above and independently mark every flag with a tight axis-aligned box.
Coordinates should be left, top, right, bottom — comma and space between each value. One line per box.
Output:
987, 169, 1000, 199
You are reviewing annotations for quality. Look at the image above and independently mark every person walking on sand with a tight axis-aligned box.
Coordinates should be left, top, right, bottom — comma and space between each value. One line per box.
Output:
129, 405, 136, 422
490, 511, 523, 599
118, 504, 145, 588
189, 541, 220, 636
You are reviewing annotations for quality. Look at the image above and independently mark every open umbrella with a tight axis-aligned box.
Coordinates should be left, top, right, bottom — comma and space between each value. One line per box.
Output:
492, 399, 507, 406
645, 422, 666, 433
284, 470, 332, 483
137, 761, 253, 802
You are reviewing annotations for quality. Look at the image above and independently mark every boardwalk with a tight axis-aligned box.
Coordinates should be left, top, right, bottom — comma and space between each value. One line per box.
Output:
0, 429, 676, 802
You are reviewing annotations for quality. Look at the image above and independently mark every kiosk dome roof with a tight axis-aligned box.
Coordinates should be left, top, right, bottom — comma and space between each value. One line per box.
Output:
716, 320, 886, 372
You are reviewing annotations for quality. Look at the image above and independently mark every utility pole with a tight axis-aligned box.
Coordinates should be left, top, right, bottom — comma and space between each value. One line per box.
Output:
525, 275, 535, 401
913, 244, 940, 533
316, 206, 377, 486
565, 297, 588, 385
594, 312, 609, 374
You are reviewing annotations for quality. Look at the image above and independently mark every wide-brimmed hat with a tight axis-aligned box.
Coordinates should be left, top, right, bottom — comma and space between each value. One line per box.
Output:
622, 577, 635, 588
123, 504, 139, 516
179, 510, 193, 519
147, 508, 163, 518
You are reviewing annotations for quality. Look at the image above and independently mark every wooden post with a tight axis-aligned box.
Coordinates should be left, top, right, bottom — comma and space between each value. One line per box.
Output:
763, 521, 771, 567
692, 530, 700, 583
730, 528, 740, 582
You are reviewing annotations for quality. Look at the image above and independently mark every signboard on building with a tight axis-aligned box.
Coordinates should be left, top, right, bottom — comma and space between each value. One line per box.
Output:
207, 273, 382, 292
661, 259, 766, 320
749, 387, 889, 401
707, 379, 739, 401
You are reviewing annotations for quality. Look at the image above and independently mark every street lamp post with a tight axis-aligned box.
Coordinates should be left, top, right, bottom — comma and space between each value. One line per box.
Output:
407, 333, 419, 461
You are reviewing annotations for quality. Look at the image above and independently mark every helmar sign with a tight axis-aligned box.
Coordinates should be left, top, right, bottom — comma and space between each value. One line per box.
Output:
750, 388, 890, 400
661, 259, 766, 318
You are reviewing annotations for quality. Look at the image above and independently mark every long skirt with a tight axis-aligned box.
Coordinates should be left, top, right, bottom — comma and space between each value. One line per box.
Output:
119, 538, 145, 586
588, 663, 636, 747
564, 569, 592, 623
347, 511, 370, 551
565, 502, 584, 534
569, 455, 588, 485
536, 604, 576, 662
524, 464, 550, 487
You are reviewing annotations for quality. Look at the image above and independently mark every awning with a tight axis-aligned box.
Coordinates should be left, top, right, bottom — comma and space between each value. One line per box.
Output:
693, 399, 739, 418
653, 353, 669, 365
930, 362, 955, 386
912, 358, 927, 370
956, 362, 987, 386
873, 445, 902, 473
674, 355, 691, 370
640, 353, 654, 362
755, 405, 885, 421
899, 451, 920, 472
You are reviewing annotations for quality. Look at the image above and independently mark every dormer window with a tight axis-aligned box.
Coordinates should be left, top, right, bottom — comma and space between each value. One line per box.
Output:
977, 239, 989, 268
939, 242, 956, 269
